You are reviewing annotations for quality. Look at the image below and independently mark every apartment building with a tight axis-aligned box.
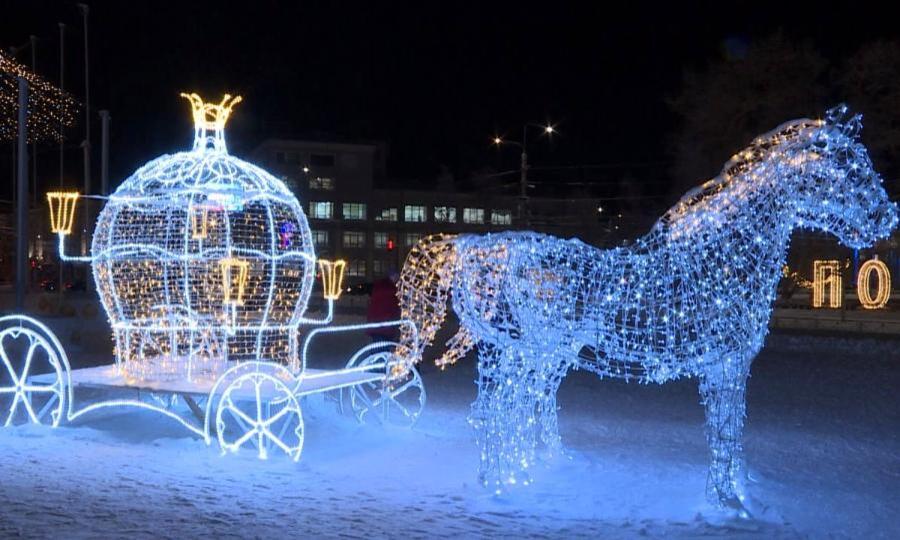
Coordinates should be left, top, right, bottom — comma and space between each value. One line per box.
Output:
251, 138, 608, 282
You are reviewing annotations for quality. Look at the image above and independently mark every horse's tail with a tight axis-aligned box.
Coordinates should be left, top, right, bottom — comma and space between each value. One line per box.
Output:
395, 233, 474, 370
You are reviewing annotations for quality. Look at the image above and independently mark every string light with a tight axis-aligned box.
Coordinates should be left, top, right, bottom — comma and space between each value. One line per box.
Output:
1, 50, 77, 142
317, 259, 346, 300
812, 260, 843, 308
397, 105, 898, 509
47, 192, 80, 235
857, 257, 891, 309
64, 93, 317, 382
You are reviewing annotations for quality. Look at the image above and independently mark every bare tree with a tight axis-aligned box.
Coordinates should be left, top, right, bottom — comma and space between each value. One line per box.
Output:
667, 33, 828, 199
838, 40, 900, 195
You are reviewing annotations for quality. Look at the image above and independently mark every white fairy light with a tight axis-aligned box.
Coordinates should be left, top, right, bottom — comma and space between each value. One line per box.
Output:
397, 105, 898, 509
72, 93, 318, 382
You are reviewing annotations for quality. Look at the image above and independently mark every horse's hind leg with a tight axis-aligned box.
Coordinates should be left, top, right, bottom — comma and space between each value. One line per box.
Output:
699, 356, 752, 511
469, 343, 538, 492
536, 353, 571, 455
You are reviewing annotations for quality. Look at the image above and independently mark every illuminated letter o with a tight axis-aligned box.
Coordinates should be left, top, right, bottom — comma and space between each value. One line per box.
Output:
856, 259, 891, 309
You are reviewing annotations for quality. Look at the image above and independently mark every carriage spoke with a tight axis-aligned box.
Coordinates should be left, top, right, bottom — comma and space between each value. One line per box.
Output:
0, 346, 20, 387
262, 404, 294, 428
389, 377, 418, 399
4, 392, 21, 427
35, 392, 60, 422
20, 341, 39, 383
20, 391, 40, 424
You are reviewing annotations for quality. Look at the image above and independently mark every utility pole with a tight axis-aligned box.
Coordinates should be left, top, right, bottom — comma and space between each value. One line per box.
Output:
100, 110, 109, 195
59, 22, 66, 308
78, 3, 91, 259
519, 125, 529, 226
30, 35, 38, 209
493, 122, 554, 229
16, 78, 29, 311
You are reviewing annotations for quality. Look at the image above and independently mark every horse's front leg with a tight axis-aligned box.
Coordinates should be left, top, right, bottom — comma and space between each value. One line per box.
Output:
699, 356, 752, 512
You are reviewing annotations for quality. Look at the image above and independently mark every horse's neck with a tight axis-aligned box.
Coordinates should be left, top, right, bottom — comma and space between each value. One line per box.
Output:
668, 178, 793, 284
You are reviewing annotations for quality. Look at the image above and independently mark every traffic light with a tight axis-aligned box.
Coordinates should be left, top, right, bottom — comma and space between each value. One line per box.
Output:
387, 239, 395, 251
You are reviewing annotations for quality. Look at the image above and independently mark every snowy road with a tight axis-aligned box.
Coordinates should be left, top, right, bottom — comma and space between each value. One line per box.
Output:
1, 331, 898, 539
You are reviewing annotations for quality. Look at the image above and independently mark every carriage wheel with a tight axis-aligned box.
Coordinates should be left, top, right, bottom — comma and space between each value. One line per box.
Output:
349, 351, 426, 428
215, 371, 304, 461
0, 319, 67, 428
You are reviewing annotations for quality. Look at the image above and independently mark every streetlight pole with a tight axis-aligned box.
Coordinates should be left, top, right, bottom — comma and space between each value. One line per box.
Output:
493, 122, 554, 228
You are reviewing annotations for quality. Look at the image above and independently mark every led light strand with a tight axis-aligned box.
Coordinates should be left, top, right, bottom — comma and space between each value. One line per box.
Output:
857, 257, 891, 309
396, 105, 899, 509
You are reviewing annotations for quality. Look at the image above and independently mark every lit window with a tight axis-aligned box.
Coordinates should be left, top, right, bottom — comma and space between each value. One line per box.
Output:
342, 231, 366, 248
373, 260, 387, 276
404, 232, 423, 247
311, 230, 329, 248
309, 177, 334, 190
404, 205, 427, 223
463, 208, 484, 224
374, 232, 389, 249
309, 201, 333, 219
491, 209, 512, 225
346, 259, 367, 277
342, 203, 367, 220
434, 206, 457, 223
375, 208, 398, 222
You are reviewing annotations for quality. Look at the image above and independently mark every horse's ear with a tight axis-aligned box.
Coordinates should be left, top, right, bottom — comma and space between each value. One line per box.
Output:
843, 113, 863, 139
824, 103, 850, 125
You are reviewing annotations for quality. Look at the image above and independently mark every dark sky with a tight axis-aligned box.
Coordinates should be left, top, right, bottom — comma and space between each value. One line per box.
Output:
3, 1, 899, 194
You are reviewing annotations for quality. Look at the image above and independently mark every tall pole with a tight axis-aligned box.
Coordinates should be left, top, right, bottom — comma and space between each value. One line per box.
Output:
58, 23, 65, 190
100, 110, 109, 195
30, 36, 38, 209
519, 125, 529, 227
16, 78, 29, 311
59, 22, 66, 308
78, 3, 91, 259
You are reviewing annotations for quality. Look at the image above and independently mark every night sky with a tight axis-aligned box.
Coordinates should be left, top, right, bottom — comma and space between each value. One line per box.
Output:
3, 1, 899, 197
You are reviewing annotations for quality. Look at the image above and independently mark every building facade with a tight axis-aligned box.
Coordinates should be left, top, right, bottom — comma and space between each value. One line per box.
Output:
251, 139, 609, 282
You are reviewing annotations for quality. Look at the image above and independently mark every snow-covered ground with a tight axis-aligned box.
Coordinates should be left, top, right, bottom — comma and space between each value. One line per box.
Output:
1, 327, 898, 539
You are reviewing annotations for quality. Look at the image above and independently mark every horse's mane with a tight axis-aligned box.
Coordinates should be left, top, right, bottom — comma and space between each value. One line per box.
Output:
659, 117, 825, 228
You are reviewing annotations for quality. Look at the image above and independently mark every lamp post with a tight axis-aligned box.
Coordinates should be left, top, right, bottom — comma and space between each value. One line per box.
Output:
492, 122, 555, 227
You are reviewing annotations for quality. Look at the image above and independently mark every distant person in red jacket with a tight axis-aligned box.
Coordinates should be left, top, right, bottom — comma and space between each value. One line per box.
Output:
366, 270, 401, 342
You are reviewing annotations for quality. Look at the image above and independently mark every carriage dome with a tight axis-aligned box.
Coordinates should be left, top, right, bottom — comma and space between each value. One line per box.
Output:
92, 93, 316, 382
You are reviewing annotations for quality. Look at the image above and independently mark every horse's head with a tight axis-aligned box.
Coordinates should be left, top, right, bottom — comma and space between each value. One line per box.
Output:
791, 105, 898, 249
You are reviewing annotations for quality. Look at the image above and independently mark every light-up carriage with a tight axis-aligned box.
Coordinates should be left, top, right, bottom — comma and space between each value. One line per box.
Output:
0, 94, 425, 461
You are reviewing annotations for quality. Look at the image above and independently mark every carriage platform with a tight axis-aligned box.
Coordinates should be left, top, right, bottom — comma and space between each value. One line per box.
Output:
30, 363, 385, 401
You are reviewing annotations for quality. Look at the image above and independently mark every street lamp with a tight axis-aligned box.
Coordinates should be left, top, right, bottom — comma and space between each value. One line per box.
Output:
492, 122, 556, 226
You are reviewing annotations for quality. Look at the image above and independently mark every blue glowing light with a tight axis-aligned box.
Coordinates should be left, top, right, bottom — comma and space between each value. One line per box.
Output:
396, 106, 898, 510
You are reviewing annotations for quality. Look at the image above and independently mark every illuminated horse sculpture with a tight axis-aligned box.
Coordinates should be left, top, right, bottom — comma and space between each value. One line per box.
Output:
396, 106, 898, 510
